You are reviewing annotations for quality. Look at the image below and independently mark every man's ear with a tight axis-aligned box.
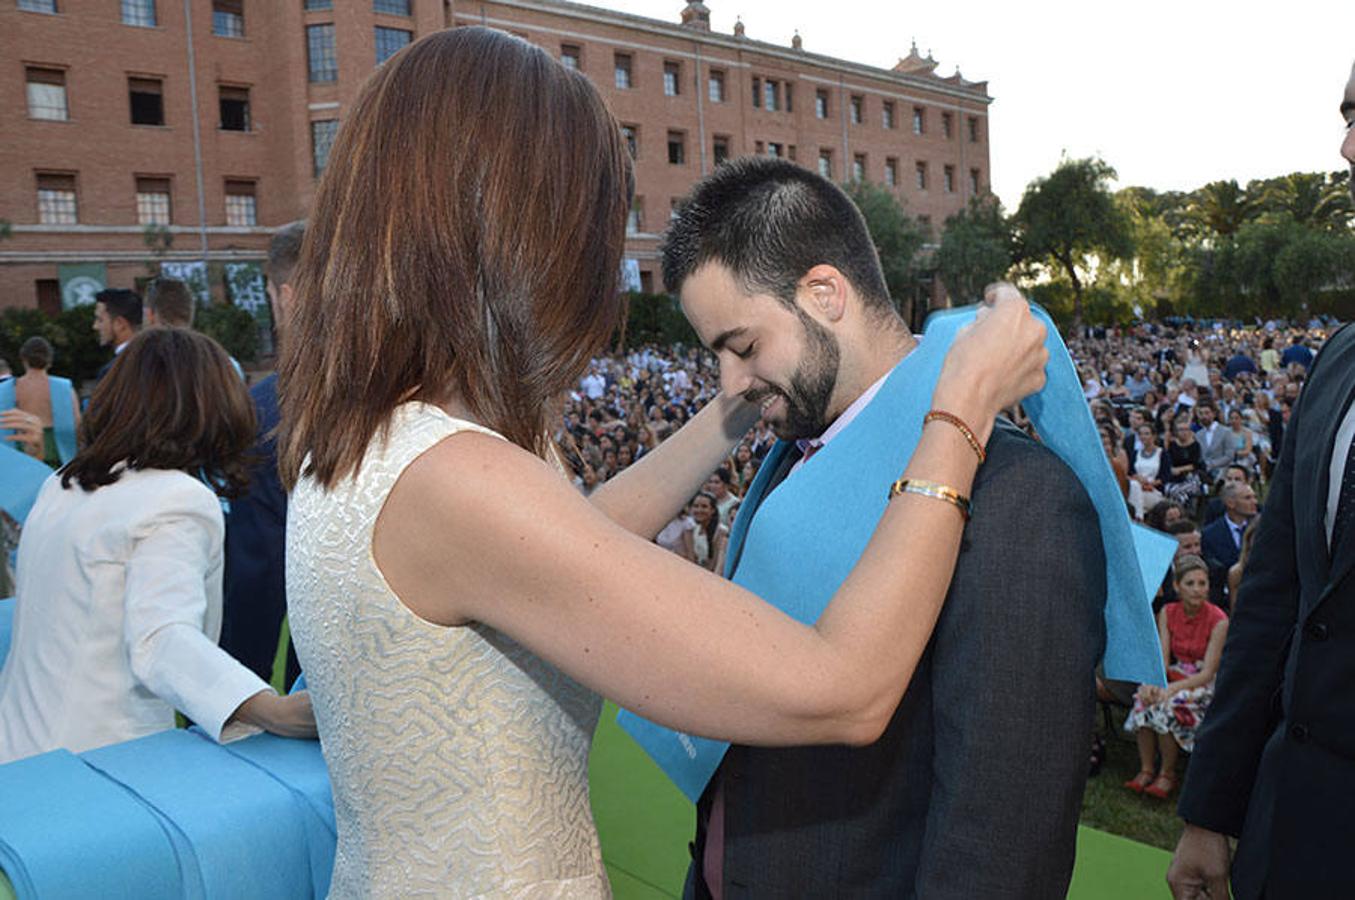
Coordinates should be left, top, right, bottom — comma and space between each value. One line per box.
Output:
797, 264, 848, 324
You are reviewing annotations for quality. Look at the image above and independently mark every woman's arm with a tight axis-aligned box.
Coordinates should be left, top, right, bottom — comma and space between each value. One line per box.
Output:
123, 480, 315, 740
712, 527, 729, 578
589, 392, 760, 540
1169, 619, 1230, 694
374, 293, 1048, 748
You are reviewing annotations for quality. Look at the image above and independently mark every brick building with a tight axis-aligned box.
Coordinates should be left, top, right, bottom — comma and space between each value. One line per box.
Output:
1, 0, 991, 316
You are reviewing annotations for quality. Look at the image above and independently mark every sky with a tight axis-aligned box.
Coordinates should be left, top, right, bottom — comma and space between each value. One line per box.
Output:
587, 0, 1354, 209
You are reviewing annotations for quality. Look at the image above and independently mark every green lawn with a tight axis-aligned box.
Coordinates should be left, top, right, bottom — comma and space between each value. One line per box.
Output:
1083, 709, 1187, 852
590, 702, 1174, 899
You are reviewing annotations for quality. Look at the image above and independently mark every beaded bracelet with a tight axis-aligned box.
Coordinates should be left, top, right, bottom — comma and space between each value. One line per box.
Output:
887, 478, 971, 521
923, 409, 986, 465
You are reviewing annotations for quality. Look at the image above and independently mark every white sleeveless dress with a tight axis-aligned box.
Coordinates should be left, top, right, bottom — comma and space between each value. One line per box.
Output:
287, 402, 608, 898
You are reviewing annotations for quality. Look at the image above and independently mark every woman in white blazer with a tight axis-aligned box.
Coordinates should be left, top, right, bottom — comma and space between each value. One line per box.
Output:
0, 328, 314, 764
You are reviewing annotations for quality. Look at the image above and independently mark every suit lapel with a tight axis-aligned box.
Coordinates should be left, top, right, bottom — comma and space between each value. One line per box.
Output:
1304, 329, 1355, 611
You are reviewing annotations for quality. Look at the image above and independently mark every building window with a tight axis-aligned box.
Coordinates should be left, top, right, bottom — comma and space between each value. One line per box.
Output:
375, 26, 411, 64
25, 67, 68, 121
942, 111, 953, 139
970, 168, 981, 194
373, 0, 410, 13
712, 135, 729, 166
912, 106, 925, 135
882, 100, 895, 130
626, 197, 643, 235
663, 61, 681, 97
36, 279, 61, 318
708, 69, 725, 103
311, 119, 338, 175
613, 53, 632, 90
968, 116, 981, 142
212, 0, 243, 37
815, 89, 829, 119
218, 85, 250, 131
852, 154, 866, 182
751, 77, 760, 108
787, 144, 797, 161
304, 0, 332, 9
36, 173, 77, 224
307, 24, 337, 82
620, 124, 638, 158
18, 0, 58, 12
818, 149, 832, 179
850, 95, 863, 125
915, 161, 928, 190
669, 198, 682, 222
754, 140, 763, 155
764, 80, 779, 111
944, 164, 955, 193
135, 176, 171, 225
667, 130, 686, 165
766, 142, 782, 158
784, 84, 793, 113
224, 180, 257, 226
121, 0, 156, 26
128, 77, 165, 126
885, 157, 897, 187
560, 44, 580, 69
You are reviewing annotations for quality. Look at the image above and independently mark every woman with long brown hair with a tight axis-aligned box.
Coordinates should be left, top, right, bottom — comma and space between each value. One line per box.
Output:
279, 27, 1047, 895
0, 328, 314, 764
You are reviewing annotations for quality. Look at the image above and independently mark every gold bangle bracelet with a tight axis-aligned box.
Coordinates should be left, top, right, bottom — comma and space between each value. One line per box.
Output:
887, 478, 971, 521
923, 410, 986, 465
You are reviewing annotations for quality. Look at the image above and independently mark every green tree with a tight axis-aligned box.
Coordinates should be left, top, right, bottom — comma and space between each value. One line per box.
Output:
935, 197, 1013, 304
840, 179, 927, 317
1254, 171, 1354, 232
1186, 179, 1260, 239
1013, 157, 1134, 329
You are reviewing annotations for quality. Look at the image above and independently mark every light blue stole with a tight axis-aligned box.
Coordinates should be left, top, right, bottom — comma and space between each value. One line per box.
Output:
618, 303, 1175, 803
0, 376, 76, 465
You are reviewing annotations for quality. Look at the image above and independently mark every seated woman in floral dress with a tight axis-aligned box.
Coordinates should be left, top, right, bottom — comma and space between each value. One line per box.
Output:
1124, 554, 1228, 799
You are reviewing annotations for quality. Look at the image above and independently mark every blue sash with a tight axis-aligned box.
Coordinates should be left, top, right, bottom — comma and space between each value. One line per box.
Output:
48, 376, 78, 465
618, 303, 1174, 802
0, 445, 53, 525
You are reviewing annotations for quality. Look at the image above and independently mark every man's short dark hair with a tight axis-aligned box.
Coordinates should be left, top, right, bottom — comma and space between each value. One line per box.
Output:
660, 157, 892, 313
266, 219, 306, 289
1166, 519, 1200, 537
95, 288, 143, 328
145, 277, 196, 327
19, 336, 53, 370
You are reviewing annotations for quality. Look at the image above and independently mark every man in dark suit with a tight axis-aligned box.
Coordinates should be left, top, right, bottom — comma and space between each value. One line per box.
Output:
220, 221, 305, 689
1199, 481, 1257, 610
663, 158, 1107, 898
91, 289, 142, 382
1169, 61, 1355, 899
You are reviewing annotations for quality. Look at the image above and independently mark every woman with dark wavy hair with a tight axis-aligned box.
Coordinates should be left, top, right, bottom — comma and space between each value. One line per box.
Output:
279, 27, 1047, 895
0, 328, 314, 764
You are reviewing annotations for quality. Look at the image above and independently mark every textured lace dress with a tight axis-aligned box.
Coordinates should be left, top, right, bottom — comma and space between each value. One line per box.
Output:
287, 403, 608, 897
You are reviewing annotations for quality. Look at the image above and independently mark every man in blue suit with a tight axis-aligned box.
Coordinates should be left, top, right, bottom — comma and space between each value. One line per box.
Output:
1199, 481, 1257, 610
663, 158, 1107, 898
220, 221, 305, 689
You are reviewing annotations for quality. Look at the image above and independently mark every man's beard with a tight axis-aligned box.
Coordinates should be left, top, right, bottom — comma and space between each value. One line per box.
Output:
746, 312, 841, 442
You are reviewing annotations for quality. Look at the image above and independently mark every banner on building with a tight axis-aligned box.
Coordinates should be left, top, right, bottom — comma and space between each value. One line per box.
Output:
620, 258, 642, 293
57, 263, 107, 309
159, 261, 210, 304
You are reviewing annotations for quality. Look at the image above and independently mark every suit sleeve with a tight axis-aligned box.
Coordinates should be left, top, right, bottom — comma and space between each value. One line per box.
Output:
914, 445, 1106, 898
1176, 334, 1316, 835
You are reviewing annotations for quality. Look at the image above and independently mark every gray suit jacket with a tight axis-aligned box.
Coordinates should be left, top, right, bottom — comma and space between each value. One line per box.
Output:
689, 422, 1107, 898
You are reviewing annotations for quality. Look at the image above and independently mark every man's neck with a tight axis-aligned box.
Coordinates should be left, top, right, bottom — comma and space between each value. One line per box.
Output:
1226, 511, 1248, 526
828, 320, 916, 421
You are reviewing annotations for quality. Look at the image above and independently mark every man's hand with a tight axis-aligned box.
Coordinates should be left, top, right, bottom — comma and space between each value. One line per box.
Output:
1167, 824, 1231, 899
1, 408, 45, 457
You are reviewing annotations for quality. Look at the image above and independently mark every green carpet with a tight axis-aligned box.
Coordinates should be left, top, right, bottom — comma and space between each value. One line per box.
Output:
589, 702, 1173, 900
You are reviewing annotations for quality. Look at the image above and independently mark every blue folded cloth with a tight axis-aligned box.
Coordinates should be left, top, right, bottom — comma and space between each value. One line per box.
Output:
0, 749, 182, 899
0, 447, 52, 525
81, 730, 319, 900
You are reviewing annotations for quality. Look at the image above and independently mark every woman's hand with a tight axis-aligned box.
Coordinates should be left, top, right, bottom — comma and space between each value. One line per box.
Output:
932, 283, 1048, 446
1, 408, 44, 457
232, 689, 317, 739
